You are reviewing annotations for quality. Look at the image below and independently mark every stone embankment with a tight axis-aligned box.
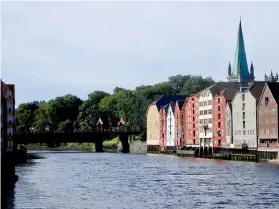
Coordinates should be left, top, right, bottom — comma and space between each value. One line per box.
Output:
117, 140, 147, 154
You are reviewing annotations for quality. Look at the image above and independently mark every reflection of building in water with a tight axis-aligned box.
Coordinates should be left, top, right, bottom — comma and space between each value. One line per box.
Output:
1, 80, 16, 155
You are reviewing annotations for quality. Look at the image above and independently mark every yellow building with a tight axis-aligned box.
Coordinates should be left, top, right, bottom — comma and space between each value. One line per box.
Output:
146, 95, 186, 152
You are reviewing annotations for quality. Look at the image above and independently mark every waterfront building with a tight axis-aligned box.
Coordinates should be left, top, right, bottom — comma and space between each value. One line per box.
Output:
198, 82, 241, 148
212, 87, 239, 148
227, 19, 255, 83
232, 82, 265, 149
184, 96, 199, 146
174, 100, 185, 147
146, 95, 186, 151
257, 82, 279, 158
264, 71, 278, 83
159, 105, 168, 148
225, 103, 233, 147
166, 103, 175, 147
1, 80, 15, 154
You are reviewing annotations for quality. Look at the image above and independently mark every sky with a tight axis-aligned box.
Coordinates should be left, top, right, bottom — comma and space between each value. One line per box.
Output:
1, 1, 279, 106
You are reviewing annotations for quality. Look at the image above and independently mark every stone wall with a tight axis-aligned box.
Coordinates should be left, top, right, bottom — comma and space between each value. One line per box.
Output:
117, 140, 147, 154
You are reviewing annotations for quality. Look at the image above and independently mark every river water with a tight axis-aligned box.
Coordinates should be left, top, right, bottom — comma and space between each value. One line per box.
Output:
5, 151, 279, 209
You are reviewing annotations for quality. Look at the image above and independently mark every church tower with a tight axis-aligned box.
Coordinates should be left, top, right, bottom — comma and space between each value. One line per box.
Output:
227, 18, 255, 82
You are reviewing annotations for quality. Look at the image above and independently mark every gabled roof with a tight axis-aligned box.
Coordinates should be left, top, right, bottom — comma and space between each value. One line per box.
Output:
152, 95, 187, 111
217, 86, 240, 101
267, 82, 279, 104
202, 82, 249, 97
249, 82, 265, 104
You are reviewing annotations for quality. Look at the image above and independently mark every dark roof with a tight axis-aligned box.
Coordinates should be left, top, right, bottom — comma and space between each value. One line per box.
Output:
249, 82, 265, 104
219, 86, 240, 101
202, 82, 250, 96
153, 95, 187, 110
267, 82, 279, 104
177, 100, 186, 110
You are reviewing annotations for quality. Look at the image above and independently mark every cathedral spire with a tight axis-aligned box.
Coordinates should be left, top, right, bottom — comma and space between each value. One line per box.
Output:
232, 18, 250, 77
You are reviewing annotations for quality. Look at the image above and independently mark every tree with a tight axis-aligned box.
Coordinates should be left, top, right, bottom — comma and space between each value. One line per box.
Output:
15, 102, 39, 133
77, 91, 109, 130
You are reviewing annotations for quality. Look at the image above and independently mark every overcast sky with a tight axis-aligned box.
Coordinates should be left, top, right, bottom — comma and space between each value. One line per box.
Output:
1, 1, 279, 105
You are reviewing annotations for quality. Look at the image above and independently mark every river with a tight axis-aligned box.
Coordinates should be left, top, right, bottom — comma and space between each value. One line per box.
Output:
5, 151, 279, 209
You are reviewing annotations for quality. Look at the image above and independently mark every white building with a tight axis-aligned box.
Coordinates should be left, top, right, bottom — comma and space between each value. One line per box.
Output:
225, 103, 233, 146
232, 83, 265, 149
166, 103, 175, 147
198, 87, 214, 147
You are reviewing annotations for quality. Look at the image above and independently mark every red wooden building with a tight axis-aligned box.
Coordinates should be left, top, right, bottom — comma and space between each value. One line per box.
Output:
258, 82, 279, 156
159, 105, 168, 147
184, 96, 199, 146
212, 87, 238, 148
174, 100, 186, 146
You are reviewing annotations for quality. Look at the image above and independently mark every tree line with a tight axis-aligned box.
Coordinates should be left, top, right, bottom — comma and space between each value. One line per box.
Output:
15, 74, 215, 140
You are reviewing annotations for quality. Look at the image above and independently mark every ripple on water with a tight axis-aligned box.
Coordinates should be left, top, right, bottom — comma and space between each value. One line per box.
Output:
6, 152, 279, 209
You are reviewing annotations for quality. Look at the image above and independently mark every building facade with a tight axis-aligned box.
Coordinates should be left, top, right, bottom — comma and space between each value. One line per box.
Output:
146, 95, 187, 149
1, 81, 15, 154
258, 83, 279, 155
174, 101, 185, 146
212, 90, 227, 148
225, 103, 233, 146
184, 96, 199, 146
166, 103, 175, 147
198, 88, 213, 148
159, 105, 167, 147
232, 83, 265, 149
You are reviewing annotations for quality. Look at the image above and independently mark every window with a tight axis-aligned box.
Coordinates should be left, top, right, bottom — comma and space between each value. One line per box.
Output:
199, 119, 203, 124
265, 97, 269, 106
192, 116, 195, 121
9, 120, 12, 125
200, 111, 203, 115
242, 112, 245, 120
208, 100, 212, 105
217, 98, 220, 104
218, 114, 221, 119
193, 123, 195, 128
243, 130, 246, 135
204, 110, 207, 115
204, 101, 207, 106
8, 133, 12, 136
218, 122, 221, 128
208, 109, 212, 114
9, 95, 12, 100
242, 94, 245, 101
162, 133, 164, 138
272, 128, 276, 134
266, 129, 269, 134
242, 103, 245, 111
204, 119, 208, 124
8, 108, 12, 113
218, 106, 221, 111
208, 118, 212, 123
243, 121, 246, 129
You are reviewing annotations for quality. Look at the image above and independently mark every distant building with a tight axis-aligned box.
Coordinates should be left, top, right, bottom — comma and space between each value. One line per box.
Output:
174, 100, 185, 147
264, 71, 278, 83
159, 105, 168, 148
166, 103, 175, 147
232, 82, 265, 149
212, 87, 239, 148
184, 96, 199, 146
1, 80, 15, 154
227, 19, 255, 83
257, 82, 279, 157
146, 95, 187, 151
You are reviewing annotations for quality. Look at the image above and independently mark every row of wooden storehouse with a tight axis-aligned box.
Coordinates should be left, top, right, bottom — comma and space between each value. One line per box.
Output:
146, 82, 279, 160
